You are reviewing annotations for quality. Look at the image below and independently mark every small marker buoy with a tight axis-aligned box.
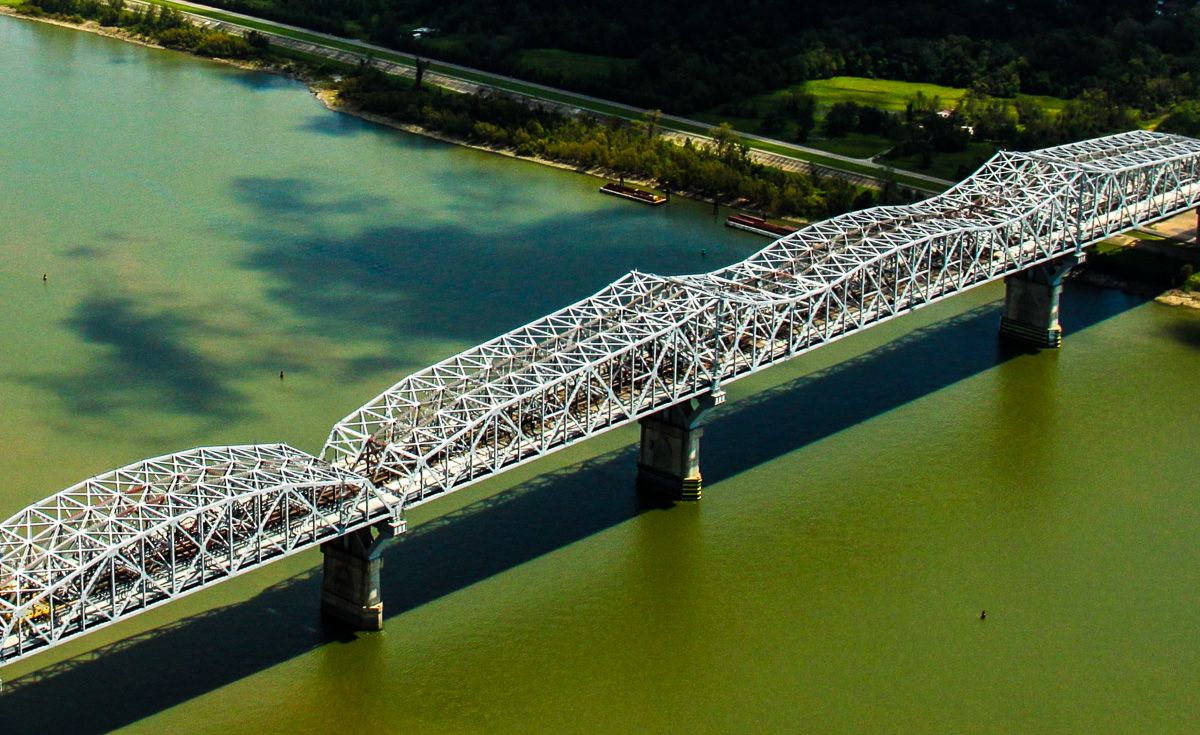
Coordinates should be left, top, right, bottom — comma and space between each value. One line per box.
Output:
701, 248, 707, 257
980, 610, 987, 620
280, 370, 285, 380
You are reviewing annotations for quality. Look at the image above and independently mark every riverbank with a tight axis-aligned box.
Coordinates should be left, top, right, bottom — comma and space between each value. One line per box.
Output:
1155, 289, 1200, 308
4, 8, 1192, 295
309, 86, 804, 222
0, 4, 271, 71
0, 6, 815, 222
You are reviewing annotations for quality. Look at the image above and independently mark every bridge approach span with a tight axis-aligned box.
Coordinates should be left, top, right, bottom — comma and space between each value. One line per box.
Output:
2, 130, 1198, 670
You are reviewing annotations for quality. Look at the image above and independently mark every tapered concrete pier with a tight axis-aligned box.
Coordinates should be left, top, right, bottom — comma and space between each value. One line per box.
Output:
637, 393, 723, 501
999, 255, 1080, 348
320, 521, 402, 630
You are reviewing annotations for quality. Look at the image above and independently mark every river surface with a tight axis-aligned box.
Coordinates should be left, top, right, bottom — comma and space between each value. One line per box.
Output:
2, 15, 1200, 734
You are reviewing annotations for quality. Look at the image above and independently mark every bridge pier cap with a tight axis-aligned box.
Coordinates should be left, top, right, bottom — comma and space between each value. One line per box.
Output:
999, 254, 1080, 349
637, 392, 723, 501
320, 521, 399, 630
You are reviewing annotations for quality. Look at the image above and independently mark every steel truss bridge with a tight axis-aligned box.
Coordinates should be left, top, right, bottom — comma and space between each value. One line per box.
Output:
3, 131, 1199, 670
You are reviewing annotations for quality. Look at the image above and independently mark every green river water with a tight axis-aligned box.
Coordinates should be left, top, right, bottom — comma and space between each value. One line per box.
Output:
2, 15, 1200, 734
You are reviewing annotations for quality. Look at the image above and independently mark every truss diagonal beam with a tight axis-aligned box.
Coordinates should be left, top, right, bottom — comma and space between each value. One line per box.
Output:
1, 131, 1198, 670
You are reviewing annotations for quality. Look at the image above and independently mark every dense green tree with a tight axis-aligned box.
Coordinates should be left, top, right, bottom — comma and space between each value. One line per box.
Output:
1160, 101, 1200, 137
334, 69, 899, 218
822, 102, 859, 137
169, 0, 1199, 117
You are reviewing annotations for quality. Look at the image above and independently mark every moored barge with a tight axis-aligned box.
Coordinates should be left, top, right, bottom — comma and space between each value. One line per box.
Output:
600, 182, 666, 205
725, 213, 800, 238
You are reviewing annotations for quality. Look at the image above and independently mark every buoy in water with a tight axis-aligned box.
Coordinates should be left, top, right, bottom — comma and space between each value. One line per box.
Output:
701, 248, 707, 257
279, 370, 285, 380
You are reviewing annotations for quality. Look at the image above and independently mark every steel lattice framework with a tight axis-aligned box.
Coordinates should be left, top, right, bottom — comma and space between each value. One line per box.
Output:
1, 130, 1198, 670
324, 131, 1200, 505
0, 445, 401, 665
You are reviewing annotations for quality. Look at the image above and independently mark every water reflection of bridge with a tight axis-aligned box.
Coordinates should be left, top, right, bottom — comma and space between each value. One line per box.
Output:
3, 131, 1198, 672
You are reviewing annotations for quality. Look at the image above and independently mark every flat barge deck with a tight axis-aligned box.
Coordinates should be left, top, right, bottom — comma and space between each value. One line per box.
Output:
725, 213, 799, 238
600, 182, 666, 205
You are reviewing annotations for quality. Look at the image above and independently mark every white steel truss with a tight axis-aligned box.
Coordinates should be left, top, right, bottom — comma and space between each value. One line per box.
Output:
1, 131, 1198, 670
0, 445, 401, 666
323, 131, 1200, 507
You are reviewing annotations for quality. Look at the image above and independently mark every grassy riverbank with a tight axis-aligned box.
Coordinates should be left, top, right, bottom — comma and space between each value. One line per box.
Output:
331, 69, 917, 219
11, 0, 265, 57
3, 2, 921, 220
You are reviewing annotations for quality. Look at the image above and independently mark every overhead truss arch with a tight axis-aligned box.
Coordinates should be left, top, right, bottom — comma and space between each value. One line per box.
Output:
322, 131, 1200, 509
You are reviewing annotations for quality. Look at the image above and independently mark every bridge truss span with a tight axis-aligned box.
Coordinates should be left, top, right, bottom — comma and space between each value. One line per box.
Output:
0, 445, 401, 666
1, 131, 1198, 671
322, 131, 1200, 507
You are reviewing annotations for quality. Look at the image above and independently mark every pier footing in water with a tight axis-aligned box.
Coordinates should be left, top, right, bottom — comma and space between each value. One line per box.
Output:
320, 522, 399, 630
999, 255, 1079, 349
637, 394, 722, 501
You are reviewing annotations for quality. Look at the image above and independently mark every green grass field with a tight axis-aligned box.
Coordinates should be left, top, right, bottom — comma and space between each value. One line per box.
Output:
706, 77, 1069, 134
799, 77, 969, 111
693, 75, 1072, 178
519, 49, 632, 80
797, 77, 1069, 115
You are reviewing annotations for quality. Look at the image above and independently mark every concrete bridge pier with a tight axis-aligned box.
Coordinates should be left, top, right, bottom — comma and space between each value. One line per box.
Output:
999, 254, 1080, 348
320, 520, 401, 630
637, 392, 724, 501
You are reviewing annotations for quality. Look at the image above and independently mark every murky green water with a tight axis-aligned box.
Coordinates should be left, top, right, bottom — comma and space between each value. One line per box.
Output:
4, 16, 1200, 734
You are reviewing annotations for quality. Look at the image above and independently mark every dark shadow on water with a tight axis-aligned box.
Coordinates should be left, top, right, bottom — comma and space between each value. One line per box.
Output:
232, 177, 389, 218
235, 184, 723, 348
60, 245, 103, 259
297, 113, 371, 137
223, 70, 298, 91
0, 281, 1143, 734
230, 175, 745, 357
1160, 307, 1200, 350
18, 295, 245, 419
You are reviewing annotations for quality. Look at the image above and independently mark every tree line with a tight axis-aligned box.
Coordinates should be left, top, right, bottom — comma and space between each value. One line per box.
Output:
747, 85, 1183, 177
16, 0, 267, 58
193, 0, 1200, 122
337, 69, 921, 218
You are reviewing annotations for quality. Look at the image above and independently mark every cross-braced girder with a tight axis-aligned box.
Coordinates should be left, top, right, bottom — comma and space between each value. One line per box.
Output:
322, 131, 1200, 510
0, 445, 401, 666
1, 131, 1198, 670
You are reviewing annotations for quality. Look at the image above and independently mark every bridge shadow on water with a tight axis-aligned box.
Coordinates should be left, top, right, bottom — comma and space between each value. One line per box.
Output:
0, 282, 1144, 734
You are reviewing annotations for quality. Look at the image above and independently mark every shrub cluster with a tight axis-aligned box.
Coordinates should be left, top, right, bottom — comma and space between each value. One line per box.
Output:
17, 0, 260, 59
337, 70, 920, 218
